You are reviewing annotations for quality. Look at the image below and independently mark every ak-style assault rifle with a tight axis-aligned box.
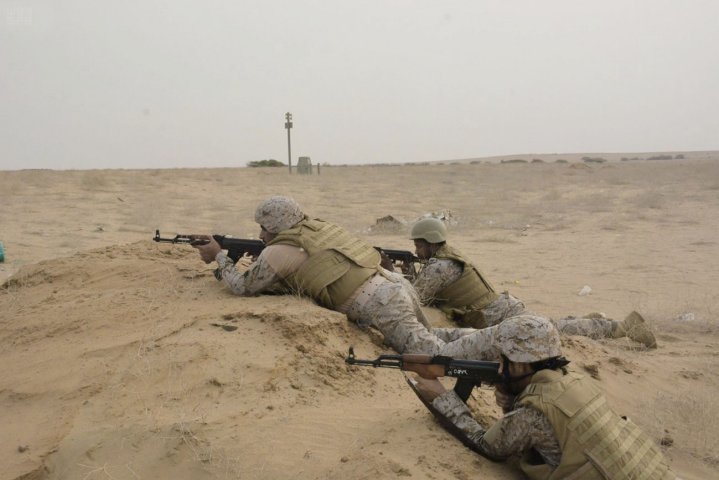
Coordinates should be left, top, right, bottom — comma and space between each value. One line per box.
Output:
153, 230, 418, 280
375, 248, 420, 281
345, 347, 503, 459
153, 230, 264, 262
345, 347, 500, 402
153, 230, 264, 280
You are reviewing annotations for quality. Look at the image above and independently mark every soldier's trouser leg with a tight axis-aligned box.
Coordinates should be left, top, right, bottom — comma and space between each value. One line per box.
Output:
481, 292, 528, 327
432, 327, 477, 343
399, 274, 433, 330
553, 316, 614, 339
352, 281, 446, 354
436, 325, 500, 361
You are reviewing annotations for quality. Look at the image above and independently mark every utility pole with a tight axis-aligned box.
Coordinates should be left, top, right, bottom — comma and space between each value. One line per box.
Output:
284, 112, 293, 174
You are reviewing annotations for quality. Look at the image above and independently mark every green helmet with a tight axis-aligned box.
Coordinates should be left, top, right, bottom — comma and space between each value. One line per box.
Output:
410, 218, 447, 243
495, 314, 562, 363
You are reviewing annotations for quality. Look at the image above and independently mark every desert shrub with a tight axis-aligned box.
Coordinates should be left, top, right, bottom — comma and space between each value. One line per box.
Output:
582, 156, 606, 163
647, 155, 673, 161
247, 159, 285, 168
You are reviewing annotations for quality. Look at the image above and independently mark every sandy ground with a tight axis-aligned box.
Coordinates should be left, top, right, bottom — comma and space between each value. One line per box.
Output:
1, 156, 719, 479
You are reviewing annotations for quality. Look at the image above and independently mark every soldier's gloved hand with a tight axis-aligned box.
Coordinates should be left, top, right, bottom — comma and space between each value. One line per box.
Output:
413, 376, 447, 402
494, 386, 516, 413
191, 234, 222, 264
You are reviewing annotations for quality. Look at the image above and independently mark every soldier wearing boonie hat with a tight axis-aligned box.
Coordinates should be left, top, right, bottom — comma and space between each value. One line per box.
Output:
192, 196, 530, 361
412, 314, 676, 479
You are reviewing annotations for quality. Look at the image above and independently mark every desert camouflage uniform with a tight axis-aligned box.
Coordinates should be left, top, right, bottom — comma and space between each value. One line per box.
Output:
414, 257, 617, 337
432, 315, 673, 479
432, 390, 562, 465
215, 245, 499, 358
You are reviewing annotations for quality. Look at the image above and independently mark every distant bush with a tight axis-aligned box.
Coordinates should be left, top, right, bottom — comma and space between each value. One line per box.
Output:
531, 158, 545, 163
647, 155, 673, 161
555, 159, 568, 164
675, 154, 685, 159
247, 159, 285, 168
501, 159, 528, 164
582, 156, 606, 163
469, 160, 482, 165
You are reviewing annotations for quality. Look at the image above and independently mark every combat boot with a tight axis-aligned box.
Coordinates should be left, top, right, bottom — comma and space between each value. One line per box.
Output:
613, 311, 657, 349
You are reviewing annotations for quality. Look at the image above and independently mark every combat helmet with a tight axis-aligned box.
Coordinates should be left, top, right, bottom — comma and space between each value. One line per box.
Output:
254, 196, 304, 233
410, 217, 447, 243
495, 314, 562, 363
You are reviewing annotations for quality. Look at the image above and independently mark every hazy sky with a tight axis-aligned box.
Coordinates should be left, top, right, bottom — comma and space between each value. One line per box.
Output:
1, 1, 718, 170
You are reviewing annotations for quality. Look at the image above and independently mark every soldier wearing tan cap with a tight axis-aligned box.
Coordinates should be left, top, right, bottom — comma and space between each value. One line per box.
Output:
412, 315, 675, 479
193, 196, 507, 360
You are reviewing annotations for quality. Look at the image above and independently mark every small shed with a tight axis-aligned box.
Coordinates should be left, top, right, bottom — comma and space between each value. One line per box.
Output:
297, 156, 313, 175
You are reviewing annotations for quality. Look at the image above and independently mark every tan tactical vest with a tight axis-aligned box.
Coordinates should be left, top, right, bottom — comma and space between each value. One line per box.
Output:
433, 245, 499, 328
517, 370, 674, 480
268, 218, 380, 309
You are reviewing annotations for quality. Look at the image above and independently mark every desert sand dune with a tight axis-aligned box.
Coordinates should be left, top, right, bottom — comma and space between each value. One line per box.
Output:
1, 158, 718, 479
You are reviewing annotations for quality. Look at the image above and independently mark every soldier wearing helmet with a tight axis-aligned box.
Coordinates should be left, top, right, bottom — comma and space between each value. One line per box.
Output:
193, 196, 510, 359
407, 217, 504, 329
390, 217, 657, 348
413, 314, 675, 479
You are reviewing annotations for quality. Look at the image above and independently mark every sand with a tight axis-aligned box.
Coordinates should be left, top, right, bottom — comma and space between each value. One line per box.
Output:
1, 156, 718, 479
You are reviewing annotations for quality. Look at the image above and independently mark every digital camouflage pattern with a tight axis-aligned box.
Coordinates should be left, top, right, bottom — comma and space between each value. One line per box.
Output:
412, 257, 463, 305
215, 244, 503, 358
433, 390, 563, 466
495, 314, 562, 362
254, 195, 305, 233
414, 256, 623, 339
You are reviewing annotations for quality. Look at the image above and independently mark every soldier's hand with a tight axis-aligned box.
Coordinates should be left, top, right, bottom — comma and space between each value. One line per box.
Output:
191, 234, 221, 264
413, 376, 447, 402
379, 250, 395, 271
237, 253, 255, 268
494, 386, 516, 413
400, 261, 413, 276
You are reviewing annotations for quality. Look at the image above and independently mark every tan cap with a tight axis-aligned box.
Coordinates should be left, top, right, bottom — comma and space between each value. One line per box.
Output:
495, 314, 562, 362
254, 196, 304, 233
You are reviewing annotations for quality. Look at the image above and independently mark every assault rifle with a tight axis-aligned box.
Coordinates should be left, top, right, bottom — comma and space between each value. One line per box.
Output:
153, 230, 264, 262
345, 347, 500, 402
153, 230, 418, 280
153, 230, 264, 280
375, 247, 420, 280
345, 347, 503, 459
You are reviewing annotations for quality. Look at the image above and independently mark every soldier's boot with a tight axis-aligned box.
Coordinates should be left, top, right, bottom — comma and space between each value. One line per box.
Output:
613, 311, 657, 349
